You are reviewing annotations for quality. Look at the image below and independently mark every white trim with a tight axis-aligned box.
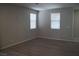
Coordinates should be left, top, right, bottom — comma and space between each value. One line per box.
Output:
37, 36, 79, 42
0, 39, 32, 50
73, 37, 79, 42
1, 36, 79, 50
72, 8, 74, 39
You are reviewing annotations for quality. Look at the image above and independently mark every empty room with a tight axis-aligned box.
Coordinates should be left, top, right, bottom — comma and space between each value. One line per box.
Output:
0, 3, 79, 56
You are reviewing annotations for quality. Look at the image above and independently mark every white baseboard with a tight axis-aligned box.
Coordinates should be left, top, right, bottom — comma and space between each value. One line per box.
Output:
1, 36, 79, 50
73, 37, 79, 42
37, 36, 79, 42
0, 38, 32, 50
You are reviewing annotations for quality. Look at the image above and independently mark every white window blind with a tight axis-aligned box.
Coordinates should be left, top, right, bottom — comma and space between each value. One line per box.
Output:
30, 13, 36, 29
51, 13, 60, 29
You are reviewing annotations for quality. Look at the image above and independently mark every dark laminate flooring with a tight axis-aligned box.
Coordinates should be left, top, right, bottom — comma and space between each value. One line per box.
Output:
1, 38, 79, 56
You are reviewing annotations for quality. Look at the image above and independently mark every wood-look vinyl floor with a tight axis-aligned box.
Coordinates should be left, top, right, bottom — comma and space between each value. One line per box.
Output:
1, 38, 79, 56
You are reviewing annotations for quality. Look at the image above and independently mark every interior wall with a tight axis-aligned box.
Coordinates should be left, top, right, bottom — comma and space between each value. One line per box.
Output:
74, 10, 79, 41
38, 7, 73, 41
0, 5, 38, 49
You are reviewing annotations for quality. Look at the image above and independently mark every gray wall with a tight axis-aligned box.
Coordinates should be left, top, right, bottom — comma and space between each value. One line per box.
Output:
0, 5, 38, 49
38, 7, 73, 41
74, 10, 79, 40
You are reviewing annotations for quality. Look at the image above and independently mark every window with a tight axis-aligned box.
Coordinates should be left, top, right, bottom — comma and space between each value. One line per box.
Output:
30, 13, 37, 29
51, 13, 60, 29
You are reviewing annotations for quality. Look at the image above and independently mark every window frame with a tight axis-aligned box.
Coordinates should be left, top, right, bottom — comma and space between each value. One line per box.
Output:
30, 13, 37, 30
51, 13, 60, 29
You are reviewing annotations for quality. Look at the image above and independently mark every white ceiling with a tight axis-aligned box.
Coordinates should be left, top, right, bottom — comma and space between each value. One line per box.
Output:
13, 3, 79, 11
